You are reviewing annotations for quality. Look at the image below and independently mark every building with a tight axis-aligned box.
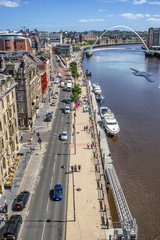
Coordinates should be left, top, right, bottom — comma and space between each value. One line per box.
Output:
0, 73, 19, 193
147, 28, 160, 51
49, 32, 63, 44
0, 52, 43, 129
0, 32, 32, 51
55, 44, 73, 56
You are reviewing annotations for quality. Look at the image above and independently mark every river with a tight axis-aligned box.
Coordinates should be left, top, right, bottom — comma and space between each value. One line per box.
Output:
83, 44, 160, 240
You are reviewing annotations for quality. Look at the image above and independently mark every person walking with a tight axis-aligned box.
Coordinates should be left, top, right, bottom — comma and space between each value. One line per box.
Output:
87, 143, 90, 149
84, 126, 86, 131
78, 165, 81, 172
91, 143, 93, 149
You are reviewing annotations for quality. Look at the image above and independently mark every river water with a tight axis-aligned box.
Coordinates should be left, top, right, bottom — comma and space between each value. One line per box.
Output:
83, 44, 160, 240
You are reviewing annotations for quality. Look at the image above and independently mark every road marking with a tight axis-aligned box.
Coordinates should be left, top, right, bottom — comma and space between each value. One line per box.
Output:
41, 222, 46, 240
53, 162, 55, 173
27, 210, 29, 216
46, 198, 50, 212
50, 176, 53, 188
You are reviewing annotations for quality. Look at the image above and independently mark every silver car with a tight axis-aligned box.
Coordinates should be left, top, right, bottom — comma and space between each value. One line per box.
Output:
65, 105, 70, 114
60, 131, 68, 141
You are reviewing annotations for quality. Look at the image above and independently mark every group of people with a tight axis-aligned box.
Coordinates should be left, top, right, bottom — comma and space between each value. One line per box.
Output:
87, 140, 96, 149
71, 165, 81, 172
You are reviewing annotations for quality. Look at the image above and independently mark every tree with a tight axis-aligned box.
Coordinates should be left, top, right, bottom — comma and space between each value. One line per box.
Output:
70, 85, 82, 103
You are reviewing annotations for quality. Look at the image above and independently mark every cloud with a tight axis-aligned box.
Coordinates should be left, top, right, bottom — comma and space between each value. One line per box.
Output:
145, 14, 151, 17
108, 14, 114, 17
121, 13, 144, 20
153, 14, 160, 17
0, 0, 21, 7
148, 1, 160, 4
79, 19, 104, 23
98, 9, 105, 12
133, 0, 146, 4
146, 18, 160, 21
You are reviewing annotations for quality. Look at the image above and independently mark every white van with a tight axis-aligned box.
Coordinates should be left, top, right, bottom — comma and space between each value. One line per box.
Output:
57, 72, 62, 77
65, 105, 70, 114
60, 81, 65, 88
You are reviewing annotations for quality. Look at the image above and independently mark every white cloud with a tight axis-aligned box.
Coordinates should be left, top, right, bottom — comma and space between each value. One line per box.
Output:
79, 19, 104, 23
146, 18, 160, 21
121, 13, 144, 20
149, 1, 160, 4
98, 9, 105, 12
153, 14, 160, 17
145, 14, 151, 17
108, 14, 114, 17
0, 0, 25, 7
133, 0, 146, 4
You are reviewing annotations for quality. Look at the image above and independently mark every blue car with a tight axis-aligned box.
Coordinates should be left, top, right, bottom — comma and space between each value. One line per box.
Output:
66, 99, 71, 104
53, 184, 63, 200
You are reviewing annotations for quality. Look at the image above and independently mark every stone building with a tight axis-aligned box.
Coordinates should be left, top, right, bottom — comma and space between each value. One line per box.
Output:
0, 53, 43, 129
0, 73, 19, 193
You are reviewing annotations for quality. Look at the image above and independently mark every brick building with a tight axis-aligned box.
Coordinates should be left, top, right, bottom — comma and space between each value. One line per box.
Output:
0, 32, 31, 51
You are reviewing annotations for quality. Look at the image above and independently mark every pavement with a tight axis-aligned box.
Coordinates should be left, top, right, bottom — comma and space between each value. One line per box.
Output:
66, 64, 107, 240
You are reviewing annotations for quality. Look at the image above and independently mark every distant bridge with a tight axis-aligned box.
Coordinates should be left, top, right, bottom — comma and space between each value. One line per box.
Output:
91, 25, 149, 51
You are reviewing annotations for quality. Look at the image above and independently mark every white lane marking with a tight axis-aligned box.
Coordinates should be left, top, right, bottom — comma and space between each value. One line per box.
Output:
41, 222, 46, 240
53, 162, 55, 173
50, 176, 53, 188
27, 210, 29, 216
46, 198, 50, 212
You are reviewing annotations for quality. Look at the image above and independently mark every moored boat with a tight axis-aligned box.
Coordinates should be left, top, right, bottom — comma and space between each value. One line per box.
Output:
100, 107, 120, 135
96, 94, 105, 102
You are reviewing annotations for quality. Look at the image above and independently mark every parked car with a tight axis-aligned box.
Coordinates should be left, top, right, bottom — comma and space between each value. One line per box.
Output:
50, 102, 56, 106
3, 215, 22, 240
43, 115, 52, 122
65, 99, 71, 104
12, 191, 30, 211
46, 111, 53, 117
64, 105, 70, 114
53, 94, 58, 99
53, 184, 63, 200
60, 131, 68, 141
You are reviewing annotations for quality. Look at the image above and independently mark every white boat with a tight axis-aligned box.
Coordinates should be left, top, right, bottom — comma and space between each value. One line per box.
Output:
92, 84, 102, 95
100, 107, 120, 135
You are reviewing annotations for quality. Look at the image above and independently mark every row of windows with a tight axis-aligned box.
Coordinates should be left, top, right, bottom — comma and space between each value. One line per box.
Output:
0, 104, 16, 130
1, 90, 15, 109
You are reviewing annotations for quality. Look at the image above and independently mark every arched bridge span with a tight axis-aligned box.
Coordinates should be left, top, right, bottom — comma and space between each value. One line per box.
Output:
91, 25, 149, 51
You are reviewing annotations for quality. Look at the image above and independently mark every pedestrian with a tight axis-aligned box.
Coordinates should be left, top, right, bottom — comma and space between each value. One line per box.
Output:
91, 143, 93, 149
74, 164, 77, 171
89, 127, 91, 133
84, 126, 86, 131
87, 143, 90, 149
37, 132, 40, 137
86, 125, 88, 131
92, 124, 94, 129
33, 129, 36, 134
78, 165, 81, 172
94, 140, 96, 147
20, 136, 23, 142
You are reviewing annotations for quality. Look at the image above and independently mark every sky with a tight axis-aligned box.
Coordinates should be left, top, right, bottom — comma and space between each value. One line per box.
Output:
0, 0, 160, 32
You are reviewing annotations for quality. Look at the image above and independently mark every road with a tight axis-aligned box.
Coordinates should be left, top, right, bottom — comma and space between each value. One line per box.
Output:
20, 86, 71, 240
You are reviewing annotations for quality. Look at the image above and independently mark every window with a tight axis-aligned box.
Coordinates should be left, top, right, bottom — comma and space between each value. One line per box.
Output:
2, 100, 4, 109
7, 95, 9, 103
12, 91, 14, 99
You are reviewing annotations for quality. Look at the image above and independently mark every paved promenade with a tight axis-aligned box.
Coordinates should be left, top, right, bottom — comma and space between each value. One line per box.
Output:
66, 77, 107, 239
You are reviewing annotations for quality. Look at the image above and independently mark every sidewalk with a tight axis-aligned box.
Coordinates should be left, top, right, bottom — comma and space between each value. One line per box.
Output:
66, 76, 106, 239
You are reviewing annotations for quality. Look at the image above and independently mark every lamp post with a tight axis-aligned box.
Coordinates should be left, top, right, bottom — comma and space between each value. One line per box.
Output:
74, 112, 76, 155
